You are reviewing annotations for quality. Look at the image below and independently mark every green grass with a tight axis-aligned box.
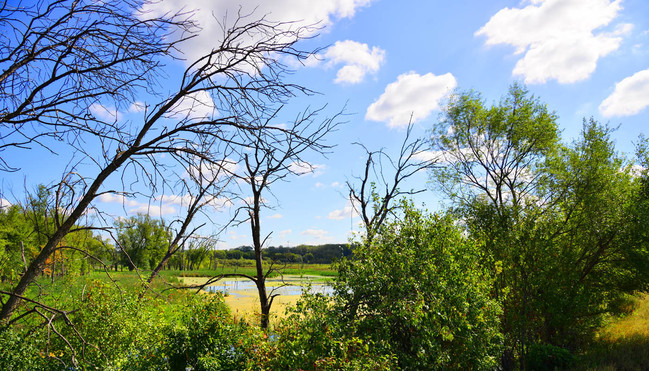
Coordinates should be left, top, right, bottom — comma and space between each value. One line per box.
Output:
157, 262, 337, 281
574, 293, 649, 370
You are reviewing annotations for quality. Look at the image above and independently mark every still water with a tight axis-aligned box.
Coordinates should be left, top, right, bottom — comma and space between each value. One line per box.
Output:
204, 276, 334, 298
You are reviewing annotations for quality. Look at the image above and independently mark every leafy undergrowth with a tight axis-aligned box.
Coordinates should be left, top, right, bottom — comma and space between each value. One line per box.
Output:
574, 293, 649, 370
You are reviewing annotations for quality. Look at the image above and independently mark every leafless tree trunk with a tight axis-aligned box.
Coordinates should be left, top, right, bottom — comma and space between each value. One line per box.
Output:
348, 120, 437, 243
234, 106, 340, 328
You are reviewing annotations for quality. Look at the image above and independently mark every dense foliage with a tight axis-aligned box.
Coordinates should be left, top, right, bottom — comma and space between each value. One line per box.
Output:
431, 85, 649, 367
333, 202, 503, 370
115, 214, 169, 271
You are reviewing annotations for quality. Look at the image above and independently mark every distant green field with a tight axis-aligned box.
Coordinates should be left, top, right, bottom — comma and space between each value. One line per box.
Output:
158, 262, 337, 281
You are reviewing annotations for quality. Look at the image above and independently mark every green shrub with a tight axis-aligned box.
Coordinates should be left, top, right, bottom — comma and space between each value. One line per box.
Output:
258, 292, 396, 370
0, 327, 48, 370
333, 202, 503, 370
526, 343, 575, 370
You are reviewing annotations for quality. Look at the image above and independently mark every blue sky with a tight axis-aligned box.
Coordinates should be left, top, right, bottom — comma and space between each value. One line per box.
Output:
2, 0, 649, 248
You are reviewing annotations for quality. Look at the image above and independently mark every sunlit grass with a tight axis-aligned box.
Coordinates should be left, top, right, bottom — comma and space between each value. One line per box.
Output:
575, 293, 649, 370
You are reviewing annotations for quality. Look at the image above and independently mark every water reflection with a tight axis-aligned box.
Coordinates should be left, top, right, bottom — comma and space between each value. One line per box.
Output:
204, 278, 333, 297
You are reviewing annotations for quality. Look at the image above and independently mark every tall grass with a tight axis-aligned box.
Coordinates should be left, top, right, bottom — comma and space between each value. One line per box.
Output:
575, 293, 649, 370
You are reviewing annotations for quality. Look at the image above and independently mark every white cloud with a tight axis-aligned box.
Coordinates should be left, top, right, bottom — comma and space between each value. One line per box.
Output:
129, 101, 146, 113
324, 40, 385, 84
267, 213, 283, 219
140, 0, 374, 66
99, 193, 183, 216
331, 181, 341, 188
165, 91, 217, 121
129, 204, 177, 216
186, 158, 238, 185
366, 72, 457, 128
289, 161, 326, 177
600, 68, 649, 117
412, 148, 474, 165
206, 197, 233, 210
241, 196, 268, 207
90, 103, 122, 122
315, 182, 325, 189
630, 164, 646, 177
155, 194, 194, 206
476, 0, 629, 84
412, 150, 445, 163
300, 228, 331, 242
228, 230, 247, 241
278, 229, 292, 240
0, 198, 11, 209
98, 193, 139, 207
327, 201, 359, 220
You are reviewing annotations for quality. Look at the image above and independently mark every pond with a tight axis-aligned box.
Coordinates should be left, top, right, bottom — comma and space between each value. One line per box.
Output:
203, 276, 334, 298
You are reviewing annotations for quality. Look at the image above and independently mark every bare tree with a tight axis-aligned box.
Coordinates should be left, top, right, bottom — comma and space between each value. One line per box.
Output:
141, 155, 237, 295
174, 107, 339, 329
0, 0, 324, 331
348, 120, 437, 243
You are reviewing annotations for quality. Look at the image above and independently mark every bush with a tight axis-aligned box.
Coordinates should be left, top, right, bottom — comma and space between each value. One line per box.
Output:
526, 343, 575, 371
0, 327, 48, 370
124, 294, 264, 371
256, 292, 396, 370
333, 202, 503, 370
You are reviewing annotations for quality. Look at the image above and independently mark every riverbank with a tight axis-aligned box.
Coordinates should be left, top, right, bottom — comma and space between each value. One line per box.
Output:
180, 274, 334, 324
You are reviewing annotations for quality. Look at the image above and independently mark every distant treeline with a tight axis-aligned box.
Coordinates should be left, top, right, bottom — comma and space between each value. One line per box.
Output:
217, 244, 354, 264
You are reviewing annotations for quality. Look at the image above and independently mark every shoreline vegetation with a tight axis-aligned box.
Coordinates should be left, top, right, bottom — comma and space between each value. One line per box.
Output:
3, 263, 647, 369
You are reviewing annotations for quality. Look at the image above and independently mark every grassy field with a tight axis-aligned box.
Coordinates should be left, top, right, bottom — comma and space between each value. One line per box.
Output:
158, 262, 337, 281
575, 293, 649, 370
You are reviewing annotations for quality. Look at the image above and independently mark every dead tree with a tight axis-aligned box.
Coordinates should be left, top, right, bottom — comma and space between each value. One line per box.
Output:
233, 106, 339, 328
0, 0, 323, 331
348, 121, 437, 243
142, 155, 237, 295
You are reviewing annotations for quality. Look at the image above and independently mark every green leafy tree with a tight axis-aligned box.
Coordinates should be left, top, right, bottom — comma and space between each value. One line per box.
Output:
115, 214, 169, 271
0, 205, 33, 283
535, 121, 649, 344
431, 84, 649, 367
430, 83, 559, 212
334, 201, 502, 370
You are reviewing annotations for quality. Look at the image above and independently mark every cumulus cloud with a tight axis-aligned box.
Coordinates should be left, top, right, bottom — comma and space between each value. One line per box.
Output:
155, 194, 194, 207
89, 103, 122, 122
129, 101, 146, 113
289, 161, 326, 177
228, 230, 247, 241
186, 158, 238, 185
98, 193, 139, 207
366, 72, 457, 128
0, 198, 11, 209
300, 228, 331, 242
98, 193, 181, 216
278, 229, 292, 240
328, 201, 359, 220
165, 91, 217, 121
412, 150, 445, 163
129, 204, 177, 216
476, 0, 630, 84
140, 0, 374, 66
324, 40, 385, 84
600, 68, 649, 117
630, 164, 647, 177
